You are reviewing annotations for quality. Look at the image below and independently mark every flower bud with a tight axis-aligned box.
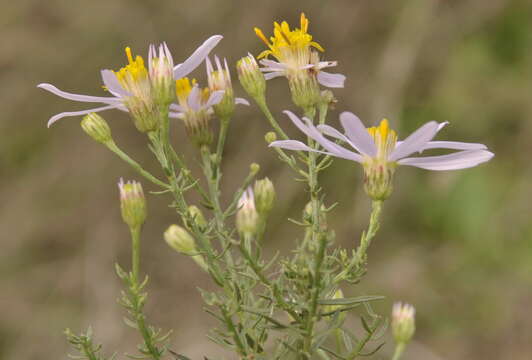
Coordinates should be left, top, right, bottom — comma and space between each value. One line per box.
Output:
264, 131, 277, 144
164, 224, 208, 271
149, 43, 176, 106
392, 302, 416, 345
207, 56, 235, 119
236, 187, 259, 236
81, 113, 112, 144
187, 205, 207, 230
254, 178, 275, 216
118, 179, 147, 229
250, 162, 260, 175
237, 54, 266, 101
324, 288, 346, 322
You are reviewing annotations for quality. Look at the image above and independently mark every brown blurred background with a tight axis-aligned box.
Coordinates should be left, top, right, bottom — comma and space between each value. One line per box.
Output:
2, 0, 531, 359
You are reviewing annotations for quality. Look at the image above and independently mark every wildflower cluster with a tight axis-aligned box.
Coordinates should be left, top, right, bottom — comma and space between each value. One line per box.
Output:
40, 12, 493, 360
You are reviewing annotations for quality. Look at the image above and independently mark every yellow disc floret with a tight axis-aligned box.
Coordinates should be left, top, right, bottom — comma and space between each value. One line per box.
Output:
367, 119, 398, 161
115, 47, 149, 87
254, 13, 324, 61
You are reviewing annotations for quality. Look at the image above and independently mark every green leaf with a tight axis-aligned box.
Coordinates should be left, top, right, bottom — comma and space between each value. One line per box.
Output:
317, 295, 384, 305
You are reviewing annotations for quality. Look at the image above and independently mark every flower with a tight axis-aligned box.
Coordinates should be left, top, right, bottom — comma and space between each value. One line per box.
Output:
169, 77, 224, 146
236, 187, 259, 236
270, 111, 494, 199
118, 178, 147, 229
254, 13, 345, 88
237, 53, 266, 100
391, 302, 416, 344
38, 35, 223, 127
205, 55, 249, 118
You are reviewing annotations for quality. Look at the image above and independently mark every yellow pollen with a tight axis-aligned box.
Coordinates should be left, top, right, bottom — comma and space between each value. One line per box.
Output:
367, 119, 397, 159
175, 77, 193, 101
115, 46, 148, 85
254, 12, 324, 60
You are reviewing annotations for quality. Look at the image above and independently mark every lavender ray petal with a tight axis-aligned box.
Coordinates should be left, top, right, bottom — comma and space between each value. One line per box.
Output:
317, 71, 346, 88
397, 150, 494, 170
38, 83, 122, 104
264, 71, 285, 80
100, 70, 130, 97
173, 35, 223, 79
187, 86, 201, 111
205, 90, 225, 107
420, 141, 487, 151
339, 112, 377, 156
235, 97, 250, 105
389, 121, 442, 161
46, 104, 119, 127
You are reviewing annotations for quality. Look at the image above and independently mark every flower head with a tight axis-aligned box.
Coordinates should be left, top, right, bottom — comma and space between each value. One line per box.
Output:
205, 55, 249, 118
270, 111, 494, 200
392, 302, 416, 344
254, 13, 345, 89
148, 42, 175, 105
237, 53, 266, 100
169, 77, 223, 146
38, 35, 222, 128
236, 187, 259, 236
118, 178, 147, 229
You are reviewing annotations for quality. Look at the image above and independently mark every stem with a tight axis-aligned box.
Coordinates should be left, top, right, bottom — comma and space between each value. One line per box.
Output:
130, 226, 141, 284
391, 343, 406, 360
256, 97, 289, 140
106, 141, 169, 189
216, 117, 230, 159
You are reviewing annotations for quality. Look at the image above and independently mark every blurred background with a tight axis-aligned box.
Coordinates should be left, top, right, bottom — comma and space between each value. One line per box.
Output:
1, 0, 531, 359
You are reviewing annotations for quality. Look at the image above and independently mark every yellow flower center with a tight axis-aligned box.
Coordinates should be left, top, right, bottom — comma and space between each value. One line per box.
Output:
175, 78, 211, 109
254, 13, 324, 61
115, 47, 149, 87
367, 119, 397, 160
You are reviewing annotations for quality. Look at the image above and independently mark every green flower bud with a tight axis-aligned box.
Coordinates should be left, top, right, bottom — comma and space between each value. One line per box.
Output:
164, 224, 208, 271
265, 131, 277, 144
187, 205, 207, 230
237, 54, 266, 101
118, 179, 147, 229
392, 302, 416, 345
250, 162, 260, 175
236, 187, 259, 236
254, 178, 275, 215
81, 113, 112, 144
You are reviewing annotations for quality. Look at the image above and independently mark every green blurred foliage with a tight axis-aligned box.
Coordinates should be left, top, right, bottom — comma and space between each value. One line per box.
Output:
1, 0, 531, 359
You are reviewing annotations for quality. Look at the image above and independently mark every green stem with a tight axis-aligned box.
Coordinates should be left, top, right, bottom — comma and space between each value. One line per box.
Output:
391, 343, 406, 360
216, 117, 230, 160
130, 227, 141, 284
256, 97, 289, 140
105, 141, 169, 189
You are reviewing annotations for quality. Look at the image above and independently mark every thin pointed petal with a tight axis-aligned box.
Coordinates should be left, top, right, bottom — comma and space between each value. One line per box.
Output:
264, 71, 285, 80
235, 97, 250, 105
38, 83, 122, 104
205, 90, 225, 107
398, 150, 494, 170
283, 110, 363, 162
317, 71, 345, 88
390, 121, 446, 161
187, 86, 201, 111
100, 70, 130, 97
339, 112, 377, 156
46, 105, 118, 127
173, 35, 223, 79
420, 141, 487, 151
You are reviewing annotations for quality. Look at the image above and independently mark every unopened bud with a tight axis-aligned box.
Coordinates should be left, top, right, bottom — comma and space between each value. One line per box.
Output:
187, 205, 207, 230
237, 54, 266, 100
236, 187, 259, 236
165, 224, 208, 271
81, 113, 112, 144
324, 289, 346, 321
250, 162, 260, 175
392, 302, 416, 345
207, 56, 235, 119
118, 179, 146, 229
265, 132, 277, 144
149, 43, 176, 106
254, 178, 275, 215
